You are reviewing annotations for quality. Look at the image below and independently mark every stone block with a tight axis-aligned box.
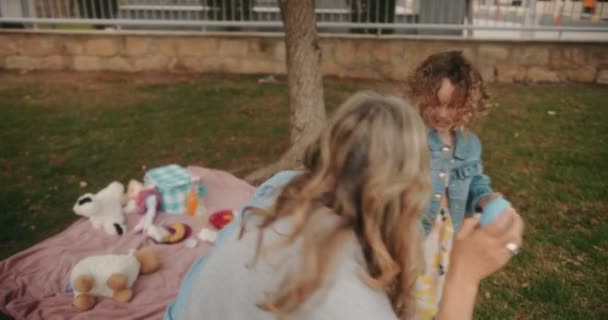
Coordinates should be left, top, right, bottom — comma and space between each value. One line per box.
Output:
200, 57, 241, 73
156, 38, 177, 57
334, 40, 360, 65
550, 47, 587, 66
5, 56, 38, 70
106, 57, 133, 72
178, 57, 204, 72
63, 40, 84, 55
73, 56, 102, 71
512, 46, 549, 65
39, 55, 68, 70
125, 37, 148, 57
478, 45, 510, 63
177, 38, 218, 57
219, 39, 248, 57
85, 38, 120, 57
0, 36, 18, 56
496, 65, 526, 83
239, 59, 279, 74
20, 37, 58, 56
565, 66, 597, 83
133, 55, 168, 72
526, 66, 559, 83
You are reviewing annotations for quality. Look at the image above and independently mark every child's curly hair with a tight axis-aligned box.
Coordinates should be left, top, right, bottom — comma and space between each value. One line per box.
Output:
406, 50, 490, 129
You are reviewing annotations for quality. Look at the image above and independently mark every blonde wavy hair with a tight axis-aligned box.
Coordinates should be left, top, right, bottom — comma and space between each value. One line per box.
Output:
244, 91, 431, 319
406, 50, 490, 129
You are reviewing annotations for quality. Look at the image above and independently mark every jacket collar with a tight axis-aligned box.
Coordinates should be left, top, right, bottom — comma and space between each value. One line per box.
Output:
427, 128, 471, 160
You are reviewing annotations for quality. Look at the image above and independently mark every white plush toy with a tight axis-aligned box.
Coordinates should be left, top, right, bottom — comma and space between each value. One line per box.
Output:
70, 248, 160, 311
73, 182, 127, 236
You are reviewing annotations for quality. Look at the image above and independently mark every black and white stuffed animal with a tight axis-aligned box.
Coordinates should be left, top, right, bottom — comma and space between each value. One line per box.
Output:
73, 182, 127, 236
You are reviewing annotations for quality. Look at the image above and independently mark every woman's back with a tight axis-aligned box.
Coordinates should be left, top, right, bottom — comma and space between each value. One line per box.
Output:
177, 211, 398, 320
169, 91, 524, 320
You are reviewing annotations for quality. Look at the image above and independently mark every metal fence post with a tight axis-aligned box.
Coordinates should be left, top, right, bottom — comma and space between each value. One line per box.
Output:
25, 0, 37, 28
523, 0, 537, 39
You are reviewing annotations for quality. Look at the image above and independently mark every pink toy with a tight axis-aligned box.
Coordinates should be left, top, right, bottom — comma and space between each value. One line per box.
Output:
133, 187, 162, 215
124, 180, 162, 234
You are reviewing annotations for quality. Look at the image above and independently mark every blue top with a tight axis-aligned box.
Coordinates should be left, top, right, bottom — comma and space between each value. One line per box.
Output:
165, 171, 302, 320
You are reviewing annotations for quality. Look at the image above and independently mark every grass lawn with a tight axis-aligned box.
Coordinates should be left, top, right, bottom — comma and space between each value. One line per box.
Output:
0, 72, 606, 319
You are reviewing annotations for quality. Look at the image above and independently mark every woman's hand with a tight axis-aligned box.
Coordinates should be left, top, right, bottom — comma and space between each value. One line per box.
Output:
450, 209, 524, 285
437, 210, 524, 320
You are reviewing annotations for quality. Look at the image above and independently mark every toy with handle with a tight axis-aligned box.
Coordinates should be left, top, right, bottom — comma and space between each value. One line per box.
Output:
480, 198, 511, 228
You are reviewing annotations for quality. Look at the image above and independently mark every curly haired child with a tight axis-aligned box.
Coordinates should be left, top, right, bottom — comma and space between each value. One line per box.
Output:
406, 50, 520, 318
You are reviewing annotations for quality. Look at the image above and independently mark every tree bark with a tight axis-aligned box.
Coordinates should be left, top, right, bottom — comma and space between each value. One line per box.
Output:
245, 0, 326, 184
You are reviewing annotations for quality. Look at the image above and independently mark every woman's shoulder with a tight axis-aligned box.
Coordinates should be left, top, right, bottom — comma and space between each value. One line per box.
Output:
248, 170, 303, 208
257, 170, 302, 194
296, 227, 399, 320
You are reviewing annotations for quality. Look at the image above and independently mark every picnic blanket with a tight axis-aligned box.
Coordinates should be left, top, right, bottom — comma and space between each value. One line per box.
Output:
0, 167, 255, 320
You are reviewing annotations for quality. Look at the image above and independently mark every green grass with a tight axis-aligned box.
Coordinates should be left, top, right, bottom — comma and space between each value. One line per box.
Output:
0, 73, 606, 319
474, 84, 608, 319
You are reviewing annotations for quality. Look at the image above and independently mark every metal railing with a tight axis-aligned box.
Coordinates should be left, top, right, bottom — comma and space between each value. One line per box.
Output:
0, 0, 607, 40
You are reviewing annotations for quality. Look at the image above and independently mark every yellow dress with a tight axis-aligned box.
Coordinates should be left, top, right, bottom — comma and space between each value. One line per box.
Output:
415, 207, 455, 320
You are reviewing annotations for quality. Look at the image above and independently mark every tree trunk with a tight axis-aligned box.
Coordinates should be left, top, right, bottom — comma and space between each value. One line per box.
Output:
245, 0, 326, 184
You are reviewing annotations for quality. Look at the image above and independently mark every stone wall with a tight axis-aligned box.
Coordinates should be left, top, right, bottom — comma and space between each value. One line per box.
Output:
1, 30, 607, 84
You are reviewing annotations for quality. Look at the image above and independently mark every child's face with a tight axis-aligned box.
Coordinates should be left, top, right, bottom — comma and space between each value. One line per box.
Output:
424, 78, 459, 134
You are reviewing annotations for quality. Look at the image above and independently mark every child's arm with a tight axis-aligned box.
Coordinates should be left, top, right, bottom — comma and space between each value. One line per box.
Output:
467, 172, 494, 213
465, 134, 498, 213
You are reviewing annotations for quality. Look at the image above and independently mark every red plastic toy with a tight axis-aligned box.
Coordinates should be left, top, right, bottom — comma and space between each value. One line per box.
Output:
209, 209, 234, 230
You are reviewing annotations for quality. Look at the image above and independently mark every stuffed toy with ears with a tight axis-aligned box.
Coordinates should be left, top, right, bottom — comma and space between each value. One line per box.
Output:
70, 248, 161, 311
73, 182, 127, 236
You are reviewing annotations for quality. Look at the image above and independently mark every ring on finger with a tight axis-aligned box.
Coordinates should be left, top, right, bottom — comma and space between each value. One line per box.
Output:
505, 242, 520, 256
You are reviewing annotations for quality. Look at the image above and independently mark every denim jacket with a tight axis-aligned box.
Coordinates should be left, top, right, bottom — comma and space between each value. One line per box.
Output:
423, 129, 493, 234
232, 130, 494, 237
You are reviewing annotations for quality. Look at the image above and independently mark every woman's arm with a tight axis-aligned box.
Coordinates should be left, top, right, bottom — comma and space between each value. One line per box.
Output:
438, 270, 479, 320
437, 211, 524, 320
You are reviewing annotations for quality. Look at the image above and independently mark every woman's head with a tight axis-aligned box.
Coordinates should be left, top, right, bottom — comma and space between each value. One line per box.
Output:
406, 50, 489, 133
302, 91, 429, 199
252, 92, 430, 318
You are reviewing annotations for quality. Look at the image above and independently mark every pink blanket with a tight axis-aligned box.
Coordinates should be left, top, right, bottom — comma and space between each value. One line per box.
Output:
0, 167, 255, 320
